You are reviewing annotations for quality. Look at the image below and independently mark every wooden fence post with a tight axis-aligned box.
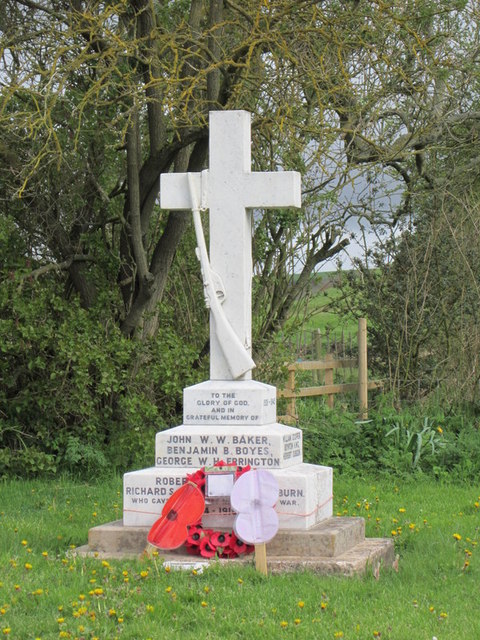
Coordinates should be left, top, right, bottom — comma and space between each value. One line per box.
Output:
324, 352, 335, 409
312, 329, 322, 383
358, 318, 368, 419
286, 366, 297, 420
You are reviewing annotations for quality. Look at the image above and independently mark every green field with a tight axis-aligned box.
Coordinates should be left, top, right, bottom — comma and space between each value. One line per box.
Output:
1, 476, 479, 639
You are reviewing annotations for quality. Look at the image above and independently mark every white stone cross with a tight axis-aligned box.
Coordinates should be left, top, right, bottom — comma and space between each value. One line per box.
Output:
160, 110, 301, 381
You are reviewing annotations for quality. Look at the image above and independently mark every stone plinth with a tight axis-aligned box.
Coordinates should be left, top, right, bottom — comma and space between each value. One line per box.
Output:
76, 516, 396, 577
155, 422, 302, 469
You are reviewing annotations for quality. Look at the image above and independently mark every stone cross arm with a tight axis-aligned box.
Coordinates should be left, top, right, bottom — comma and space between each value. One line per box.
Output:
160, 170, 301, 211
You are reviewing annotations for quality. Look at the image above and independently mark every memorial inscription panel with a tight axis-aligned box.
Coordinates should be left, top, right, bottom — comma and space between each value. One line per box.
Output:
155, 423, 302, 469
183, 380, 277, 425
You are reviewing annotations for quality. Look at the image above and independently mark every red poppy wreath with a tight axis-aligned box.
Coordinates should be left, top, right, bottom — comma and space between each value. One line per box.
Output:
184, 461, 254, 559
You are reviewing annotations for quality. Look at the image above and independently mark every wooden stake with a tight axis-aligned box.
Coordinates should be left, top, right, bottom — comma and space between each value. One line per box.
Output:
358, 317, 368, 419
255, 543, 268, 575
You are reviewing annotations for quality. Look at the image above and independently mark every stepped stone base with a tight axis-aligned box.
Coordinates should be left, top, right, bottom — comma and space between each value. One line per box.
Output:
75, 517, 395, 577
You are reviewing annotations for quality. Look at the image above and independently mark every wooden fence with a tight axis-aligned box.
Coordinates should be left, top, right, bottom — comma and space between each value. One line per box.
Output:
277, 319, 382, 422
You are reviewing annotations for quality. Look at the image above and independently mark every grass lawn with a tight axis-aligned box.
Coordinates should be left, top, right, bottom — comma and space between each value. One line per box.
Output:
0, 476, 479, 639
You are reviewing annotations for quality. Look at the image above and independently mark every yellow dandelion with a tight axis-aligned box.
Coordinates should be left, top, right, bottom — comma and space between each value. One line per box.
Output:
294, 618, 301, 625
238, 578, 243, 584
101, 560, 110, 568
21, 540, 27, 546
93, 588, 104, 596
201, 601, 208, 608
78, 594, 85, 601
453, 533, 462, 541
321, 601, 328, 610
165, 586, 172, 593
439, 612, 448, 619
204, 586, 210, 593
2, 629, 11, 635
56, 617, 65, 624
391, 530, 397, 537
140, 570, 149, 578
298, 601, 305, 608
146, 605, 154, 613
280, 621, 288, 628
399, 508, 406, 513
41, 551, 48, 558
118, 618, 124, 623
24, 562, 33, 570
437, 426, 443, 434
334, 632, 344, 638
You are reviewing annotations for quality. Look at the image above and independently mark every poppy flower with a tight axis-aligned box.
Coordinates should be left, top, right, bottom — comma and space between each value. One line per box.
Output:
230, 533, 248, 555
235, 465, 251, 479
186, 525, 204, 546
199, 536, 217, 558
209, 531, 231, 550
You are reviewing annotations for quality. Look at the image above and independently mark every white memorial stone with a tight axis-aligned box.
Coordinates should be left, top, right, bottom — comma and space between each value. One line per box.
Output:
122, 110, 334, 542
155, 423, 302, 469
123, 464, 332, 530
183, 380, 276, 425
